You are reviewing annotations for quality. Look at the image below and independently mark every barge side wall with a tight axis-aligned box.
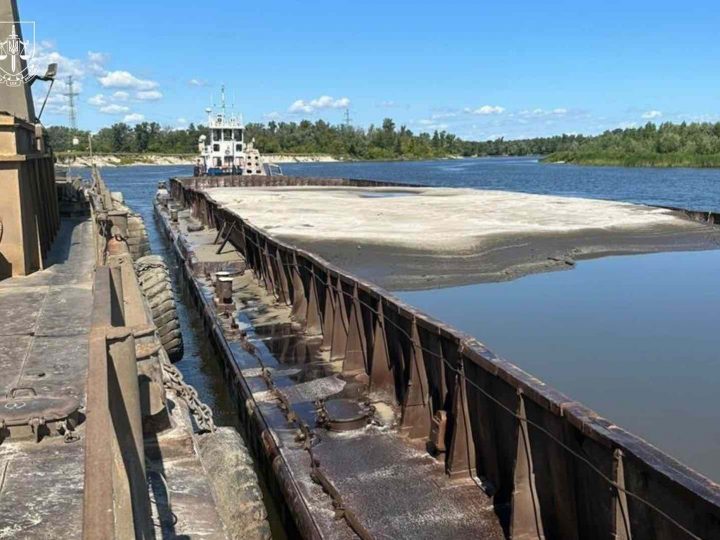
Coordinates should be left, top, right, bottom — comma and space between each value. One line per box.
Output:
170, 175, 720, 540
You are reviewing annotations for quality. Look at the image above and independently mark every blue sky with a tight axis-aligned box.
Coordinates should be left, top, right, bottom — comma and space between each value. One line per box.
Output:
21, 0, 720, 140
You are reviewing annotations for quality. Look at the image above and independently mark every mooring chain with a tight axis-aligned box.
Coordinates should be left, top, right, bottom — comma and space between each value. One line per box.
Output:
160, 356, 216, 433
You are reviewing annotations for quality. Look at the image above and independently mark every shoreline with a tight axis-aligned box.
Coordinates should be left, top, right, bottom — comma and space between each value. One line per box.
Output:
56, 153, 473, 168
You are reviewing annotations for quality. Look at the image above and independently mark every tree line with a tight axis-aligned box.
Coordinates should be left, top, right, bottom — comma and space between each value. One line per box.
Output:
48, 118, 720, 166
546, 122, 720, 167
46, 118, 586, 160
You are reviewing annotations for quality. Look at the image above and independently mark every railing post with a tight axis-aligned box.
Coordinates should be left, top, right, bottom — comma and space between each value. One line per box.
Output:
369, 300, 394, 396
400, 318, 431, 439
342, 283, 367, 376
330, 277, 349, 361
446, 360, 477, 480
511, 392, 545, 539
290, 252, 308, 327
275, 248, 291, 305
320, 274, 335, 351
304, 264, 323, 335
612, 449, 632, 540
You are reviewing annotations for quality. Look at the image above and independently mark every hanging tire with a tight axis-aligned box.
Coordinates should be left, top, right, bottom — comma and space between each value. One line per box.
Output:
135, 255, 184, 362
127, 214, 150, 260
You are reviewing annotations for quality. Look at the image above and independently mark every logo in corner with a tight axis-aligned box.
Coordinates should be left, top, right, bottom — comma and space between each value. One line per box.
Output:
0, 20, 35, 87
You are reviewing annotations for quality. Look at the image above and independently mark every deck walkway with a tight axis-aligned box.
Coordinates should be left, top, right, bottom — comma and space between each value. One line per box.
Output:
0, 217, 95, 539
162, 204, 506, 539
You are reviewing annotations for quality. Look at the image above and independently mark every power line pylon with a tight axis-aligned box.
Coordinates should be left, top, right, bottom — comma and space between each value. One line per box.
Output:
63, 75, 79, 130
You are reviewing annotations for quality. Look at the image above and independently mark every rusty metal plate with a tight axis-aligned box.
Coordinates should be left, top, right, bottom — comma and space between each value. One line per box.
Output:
0, 387, 80, 428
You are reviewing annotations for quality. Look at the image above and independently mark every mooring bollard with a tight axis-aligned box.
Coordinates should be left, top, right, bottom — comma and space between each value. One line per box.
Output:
215, 271, 233, 304
107, 210, 129, 238
170, 207, 178, 222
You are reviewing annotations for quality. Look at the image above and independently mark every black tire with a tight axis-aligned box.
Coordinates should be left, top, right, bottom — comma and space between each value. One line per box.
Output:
127, 214, 150, 260
135, 255, 184, 362
197, 428, 271, 540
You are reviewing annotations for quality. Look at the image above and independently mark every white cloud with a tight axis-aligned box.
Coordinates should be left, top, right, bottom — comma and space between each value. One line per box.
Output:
289, 95, 350, 113
431, 112, 458, 120
88, 94, 106, 107
417, 119, 449, 130
189, 78, 207, 87
35, 93, 70, 116
28, 42, 107, 82
100, 104, 130, 114
99, 70, 158, 90
264, 111, 282, 120
123, 113, 145, 123
468, 105, 505, 115
86, 51, 109, 75
642, 110, 662, 119
135, 90, 163, 101
519, 108, 569, 118
619, 121, 638, 129
176, 117, 188, 124
289, 100, 313, 113
112, 91, 129, 101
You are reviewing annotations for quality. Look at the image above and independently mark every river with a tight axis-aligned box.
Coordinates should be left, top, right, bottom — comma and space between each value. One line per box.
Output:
92, 157, 720, 481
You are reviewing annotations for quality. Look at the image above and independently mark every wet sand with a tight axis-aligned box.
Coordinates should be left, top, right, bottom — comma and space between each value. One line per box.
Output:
206, 186, 720, 290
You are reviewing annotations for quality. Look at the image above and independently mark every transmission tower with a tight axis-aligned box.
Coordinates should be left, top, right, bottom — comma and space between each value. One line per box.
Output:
63, 76, 79, 130
344, 107, 352, 127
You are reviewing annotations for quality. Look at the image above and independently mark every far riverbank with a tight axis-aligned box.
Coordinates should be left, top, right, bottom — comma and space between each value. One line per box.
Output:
57, 153, 341, 168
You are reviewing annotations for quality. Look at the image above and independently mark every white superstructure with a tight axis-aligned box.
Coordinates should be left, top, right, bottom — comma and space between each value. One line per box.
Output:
194, 87, 268, 176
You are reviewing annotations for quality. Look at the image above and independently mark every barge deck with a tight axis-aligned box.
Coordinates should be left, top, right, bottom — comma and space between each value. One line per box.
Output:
157, 202, 506, 538
0, 217, 94, 539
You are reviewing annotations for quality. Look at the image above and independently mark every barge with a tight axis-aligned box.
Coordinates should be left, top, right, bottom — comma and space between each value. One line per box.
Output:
156, 174, 720, 539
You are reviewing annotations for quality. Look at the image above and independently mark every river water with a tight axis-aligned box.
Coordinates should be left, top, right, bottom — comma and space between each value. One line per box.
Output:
93, 158, 720, 481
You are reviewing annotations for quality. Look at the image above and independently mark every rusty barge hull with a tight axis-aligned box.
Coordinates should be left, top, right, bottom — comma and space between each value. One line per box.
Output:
160, 174, 720, 540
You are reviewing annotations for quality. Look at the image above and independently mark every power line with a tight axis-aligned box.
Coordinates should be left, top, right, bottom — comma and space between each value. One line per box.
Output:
62, 75, 79, 130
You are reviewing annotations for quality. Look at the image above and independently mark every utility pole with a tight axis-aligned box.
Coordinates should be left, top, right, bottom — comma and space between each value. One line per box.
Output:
63, 75, 79, 130
220, 84, 226, 116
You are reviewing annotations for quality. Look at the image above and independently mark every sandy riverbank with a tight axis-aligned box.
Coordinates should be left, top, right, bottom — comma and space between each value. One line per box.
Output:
206, 186, 720, 290
59, 153, 338, 168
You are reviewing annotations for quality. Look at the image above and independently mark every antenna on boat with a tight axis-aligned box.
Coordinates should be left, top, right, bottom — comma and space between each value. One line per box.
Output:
220, 84, 226, 117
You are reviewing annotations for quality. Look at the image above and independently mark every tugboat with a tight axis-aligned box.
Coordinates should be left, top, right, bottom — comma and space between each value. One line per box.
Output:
194, 86, 281, 176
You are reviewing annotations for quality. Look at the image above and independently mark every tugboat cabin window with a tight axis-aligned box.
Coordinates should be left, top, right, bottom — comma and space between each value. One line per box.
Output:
213, 143, 220, 151
234, 129, 242, 140
223, 129, 233, 140
213, 129, 221, 141
236, 144, 242, 151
